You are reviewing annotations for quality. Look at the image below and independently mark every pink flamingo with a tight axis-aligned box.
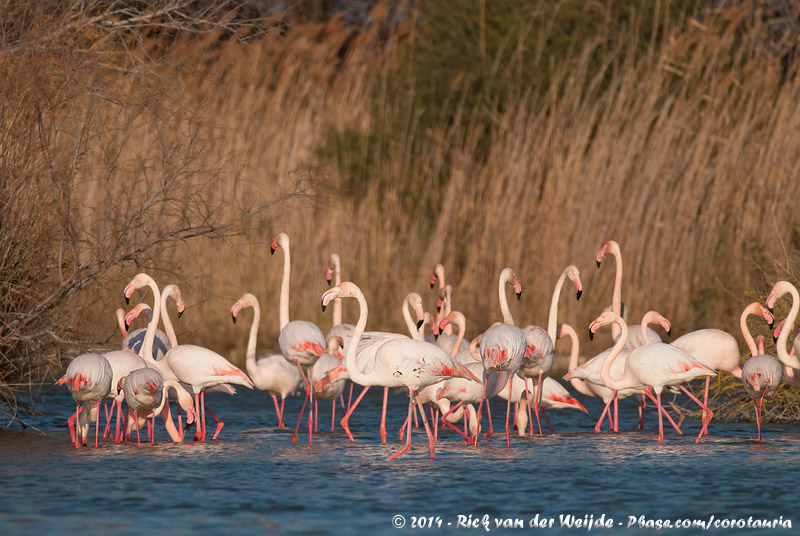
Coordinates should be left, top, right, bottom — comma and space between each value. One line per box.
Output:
740, 302, 782, 442
231, 293, 304, 428
63, 353, 112, 448
271, 233, 326, 444
768, 281, 800, 372
125, 273, 253, 441
475, 267, 527, 447
321, 282, 479, 460
590, 311, 716, 443
310, 338, 348, 432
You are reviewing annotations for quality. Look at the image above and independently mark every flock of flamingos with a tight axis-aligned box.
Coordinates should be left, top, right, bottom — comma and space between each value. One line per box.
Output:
59, 234, 800, 459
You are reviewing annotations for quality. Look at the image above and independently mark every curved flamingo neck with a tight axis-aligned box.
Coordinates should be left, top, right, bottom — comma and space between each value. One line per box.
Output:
561, 323, 594, 397
449, 313, 466, 358
740, 303, 761, 358
442, 285, 453, 335
331, 254, 342, 326
600, 315, 634, 391
402, 295, 422, 340
775, 284, 800, 369
609, 246, 623, 340
245, 300, 261, 375
161, 285, 179, 347
344, 287, 372, 387
279, 240, 291, 330
548, 269, 568, 342
639, 312, 663, 345
116, 309, 128, 338
498, 269, 515, 326
141, 277, 162, 365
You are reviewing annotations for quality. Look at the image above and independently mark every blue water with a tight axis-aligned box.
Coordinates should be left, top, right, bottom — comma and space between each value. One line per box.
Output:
1, 385, 798, 535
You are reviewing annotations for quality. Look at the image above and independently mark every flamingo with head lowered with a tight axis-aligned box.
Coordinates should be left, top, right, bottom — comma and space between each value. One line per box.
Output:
321, 282, 479, 460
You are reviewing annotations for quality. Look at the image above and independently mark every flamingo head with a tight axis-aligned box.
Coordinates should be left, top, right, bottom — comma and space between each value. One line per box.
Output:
231, 293, 256, 324
123, 273, 150, 305
327, 336, 344, 355
116, 376, 127, 395
589, 311, 621, 341
509, 273, 523, 300
174, 288, 185, 319
753, 302, 774, 330
406, 293, 425, 329
325, 266, 334, 285
566, 265, 583, 300
766, 281, 795, 313
430, 263, 445, 289
124, 303, 150, 330
322, 287, 341, 311
424, 312, 439, 340
429, 272, 437, 289
270, 232, 289, 256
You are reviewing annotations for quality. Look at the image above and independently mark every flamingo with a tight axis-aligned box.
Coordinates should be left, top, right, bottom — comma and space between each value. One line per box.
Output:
310, 338, 348, 432
316, 292, 426, 443
321, 282, 480, 460
271, 232, 326, 444
566, 311, 677, 433
429, 263, 451, 333
230, 293, 304, 428
767, 281, 800, 372
595, 240, 662, 348
475, 267, 527, 447
63, 353, 112, 448
124, 273, 253, 441
589, 311, 716, 443
773, 320, 800, 388
739, 302, 782, 442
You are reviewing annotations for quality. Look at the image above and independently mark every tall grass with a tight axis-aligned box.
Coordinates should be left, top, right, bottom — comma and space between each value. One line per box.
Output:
2, 1, 800, 421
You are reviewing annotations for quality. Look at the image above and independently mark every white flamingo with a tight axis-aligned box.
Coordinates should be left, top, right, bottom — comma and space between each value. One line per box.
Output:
231, 293, 304, 428
63, 353, 112, 448
271, 232, 326, 444
321, 282, 480, 460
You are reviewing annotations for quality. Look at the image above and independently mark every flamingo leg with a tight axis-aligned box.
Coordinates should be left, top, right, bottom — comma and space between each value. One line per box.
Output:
331, 399, 336, 432
192, 393, 202, 441
677, 384, 713, 442
638, 394, 646, 430
95, 401, 100, 448
441, 401, 469, 442
279, 398, 286, 427
341, 385, 370, 442
380, 386, 388, 443
272, 396, 282, 427
347, 382, 353, 411
103, 401, 111, 439
533, 373, 544, 437
115, 400, 122, 443
290, 360, 312, 444
474, 372, 490, 445
415, 394, 435, 459
433, 407, 439, 445
399, 413, 409, 441
504, 376, 513, 447
525, 393, 534, 437
666, 399, 685, 428
200, 392, 207, 441
135, 410, 141, 446
656, 392, 664, 443
176, 401, 182, 431
68, 403, 78, 445
290, 390, 309, 443
314, 399, 319, 434
643, 389, 682, 434
595, 391, 616, 433
484, 397, 494, 440
387, 391, 415, 461
613, 396, 619, 432
202, 406, 225, 440
701, 375, 711, 435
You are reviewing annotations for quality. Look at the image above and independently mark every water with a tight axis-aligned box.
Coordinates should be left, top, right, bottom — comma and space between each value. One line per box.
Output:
1, 385, 798, 535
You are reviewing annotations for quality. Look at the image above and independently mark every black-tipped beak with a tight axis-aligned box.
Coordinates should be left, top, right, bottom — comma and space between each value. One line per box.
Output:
322, 303, 327, 312
434, 333, 439, 341
596, 260, 601, 268
184, 420, 195, 432
326, 278, 332, 285
416, 319, 424, 329
515, 291, 521, 300
768, 320, 774, 330
177, 310, 183, 319
576, 290, 582, 300
231, 314, 236, 324
125, 296, 130, 305
773, 332, 778, 343
768, 305, 774, 314
270, 246, 276, 255
589, 329, 594, 341
666, 329, 671, 337
436, 304, 442, 312
124, 321, 130, 331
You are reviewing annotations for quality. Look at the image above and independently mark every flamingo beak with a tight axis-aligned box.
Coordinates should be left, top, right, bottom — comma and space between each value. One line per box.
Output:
322, 303, 327, 312
177, 310, 184, 319
429, 274, 437, 289
576, 290, 582, 300
666, 328, 671, 337
416, 318, 424, 329
270, 239, 278, 255
231, 313, 237, 324
325, 267, 333, 285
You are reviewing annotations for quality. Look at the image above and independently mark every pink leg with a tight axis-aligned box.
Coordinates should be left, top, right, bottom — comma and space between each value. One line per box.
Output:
341, 385, 370, 442
95, 401, 101, 447
638, 395, 646, 430
595, 392, 616, 433
413, 395, 419, 429
272, 396, 282, 427
643, 390, 682, 434
415, 394, 435, 458
474, 372, 490, 445
504, 376, 513, 447
525, 394, 534, 436
331, 399, 336, 432
484, 397, 494, 439
280, 398, 286, 427
677, 384, 713, 442
103, 401, 111, 438
290, 390, 310, 443
656, 392, 664, 443
533, 373, 544, 437
314, 399, 319, 433
702, 375, 710, 436
115, 400, 123, 443
193, 393, 202, 441
387, 392, 415, 461
347, 382, 353, 411
433, 407, 439, 445
290, 360, 312, 444
380, 387, 388, 443
200, 392, 207, 440
666, 399, 685, 428
68, 403, 78, 445
176, 402, 182, 431
613, 396, 619, 432
206, 406, 224, 440
399, 413, 409, 441
542, 408, 553, 433
135, 411, 141, 446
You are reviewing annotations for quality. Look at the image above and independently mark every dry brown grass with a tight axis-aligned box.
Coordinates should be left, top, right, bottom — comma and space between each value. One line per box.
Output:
2, 1, 800, 422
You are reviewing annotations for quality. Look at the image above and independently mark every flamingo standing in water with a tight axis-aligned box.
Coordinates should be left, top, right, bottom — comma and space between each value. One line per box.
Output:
321, 282, 479, 460
231, 293, 304, 428
63, 353, 113, 448
125, 273, 253, 441
475, 267, 527, 447
590, 311, 716, 443
310, 338, 348, 432
271, 233, 326, 444
739, 302, 782, 442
